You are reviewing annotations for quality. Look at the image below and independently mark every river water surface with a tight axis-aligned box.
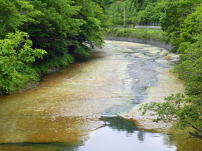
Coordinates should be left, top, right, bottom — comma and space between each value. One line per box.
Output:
0, 41, 201, 151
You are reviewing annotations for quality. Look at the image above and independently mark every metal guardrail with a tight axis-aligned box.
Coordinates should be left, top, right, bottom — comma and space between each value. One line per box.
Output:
135, 25, 162, 29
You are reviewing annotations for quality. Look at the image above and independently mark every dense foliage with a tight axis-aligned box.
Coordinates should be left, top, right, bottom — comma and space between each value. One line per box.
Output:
144, 3, 201, 137
105, 0, 164, 26
0, 0, 106, 94
0, 32, 46, 93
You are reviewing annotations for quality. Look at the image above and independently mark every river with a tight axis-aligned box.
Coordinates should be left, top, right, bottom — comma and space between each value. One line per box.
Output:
0, 41, 201, 151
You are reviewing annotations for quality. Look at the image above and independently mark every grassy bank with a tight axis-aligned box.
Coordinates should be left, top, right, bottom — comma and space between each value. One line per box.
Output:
106, 28, 168, 42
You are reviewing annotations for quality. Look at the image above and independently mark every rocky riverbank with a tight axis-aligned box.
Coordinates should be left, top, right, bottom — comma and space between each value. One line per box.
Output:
122, 70, 184, 133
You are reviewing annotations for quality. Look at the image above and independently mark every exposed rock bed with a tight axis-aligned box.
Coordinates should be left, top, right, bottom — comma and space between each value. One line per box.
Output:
122, 69, 184, 133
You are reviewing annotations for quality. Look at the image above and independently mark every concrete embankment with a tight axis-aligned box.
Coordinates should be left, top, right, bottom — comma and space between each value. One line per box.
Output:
106, 36, 174, 51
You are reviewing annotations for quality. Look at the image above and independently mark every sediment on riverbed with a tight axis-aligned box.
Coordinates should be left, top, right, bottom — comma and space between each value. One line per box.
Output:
104, 36, 184, 133
122, 71, 184, 133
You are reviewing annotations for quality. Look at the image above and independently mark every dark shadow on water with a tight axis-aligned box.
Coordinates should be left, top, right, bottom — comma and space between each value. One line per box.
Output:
100, 116, 139, 133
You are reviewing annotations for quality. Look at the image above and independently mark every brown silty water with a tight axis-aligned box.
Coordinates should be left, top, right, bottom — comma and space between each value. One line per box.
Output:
0, 41, 201, 151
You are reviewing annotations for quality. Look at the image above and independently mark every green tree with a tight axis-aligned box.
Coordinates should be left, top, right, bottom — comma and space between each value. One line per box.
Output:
0, 32, 46, 93
22, 0, 82, 57
0, 0, 41, 37
0, 0, 107, 94
141, 4, 202, 138
160, 0, 201, 47
180, 4, 202, 44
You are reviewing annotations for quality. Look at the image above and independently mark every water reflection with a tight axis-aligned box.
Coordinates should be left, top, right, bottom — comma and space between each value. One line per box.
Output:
0, 116, 98, 144
100, 116, 146, 142
0, 117, 176, 151
169, 135, 202, 151
64, 116, 176, 151
101, 116, 138, 133
137, 131, 145, 141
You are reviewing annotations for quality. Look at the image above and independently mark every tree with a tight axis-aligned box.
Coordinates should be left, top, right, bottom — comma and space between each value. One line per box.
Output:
141, 4, 202, 139
0, 32, 46, 93
0, 0, 107, 94
0, 0, 41, 37
160, 0, 201, 47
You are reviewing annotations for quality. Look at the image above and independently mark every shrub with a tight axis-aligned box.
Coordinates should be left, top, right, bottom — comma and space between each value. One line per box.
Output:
0, 32, 46, 93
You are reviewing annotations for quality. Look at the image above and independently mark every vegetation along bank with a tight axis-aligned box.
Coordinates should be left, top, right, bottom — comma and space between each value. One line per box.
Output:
105, 0, 202, 139
0, 0, 201, 139
0, 0, 107, 95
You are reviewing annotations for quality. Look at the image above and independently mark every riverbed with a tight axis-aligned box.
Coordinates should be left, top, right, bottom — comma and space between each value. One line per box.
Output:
0, 41, 201, 151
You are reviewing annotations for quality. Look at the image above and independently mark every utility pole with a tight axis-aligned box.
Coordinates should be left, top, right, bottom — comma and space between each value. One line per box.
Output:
123, 7, 126, 27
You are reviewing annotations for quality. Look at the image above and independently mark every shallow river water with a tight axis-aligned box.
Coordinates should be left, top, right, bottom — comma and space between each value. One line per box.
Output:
0, 41, 201, 151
